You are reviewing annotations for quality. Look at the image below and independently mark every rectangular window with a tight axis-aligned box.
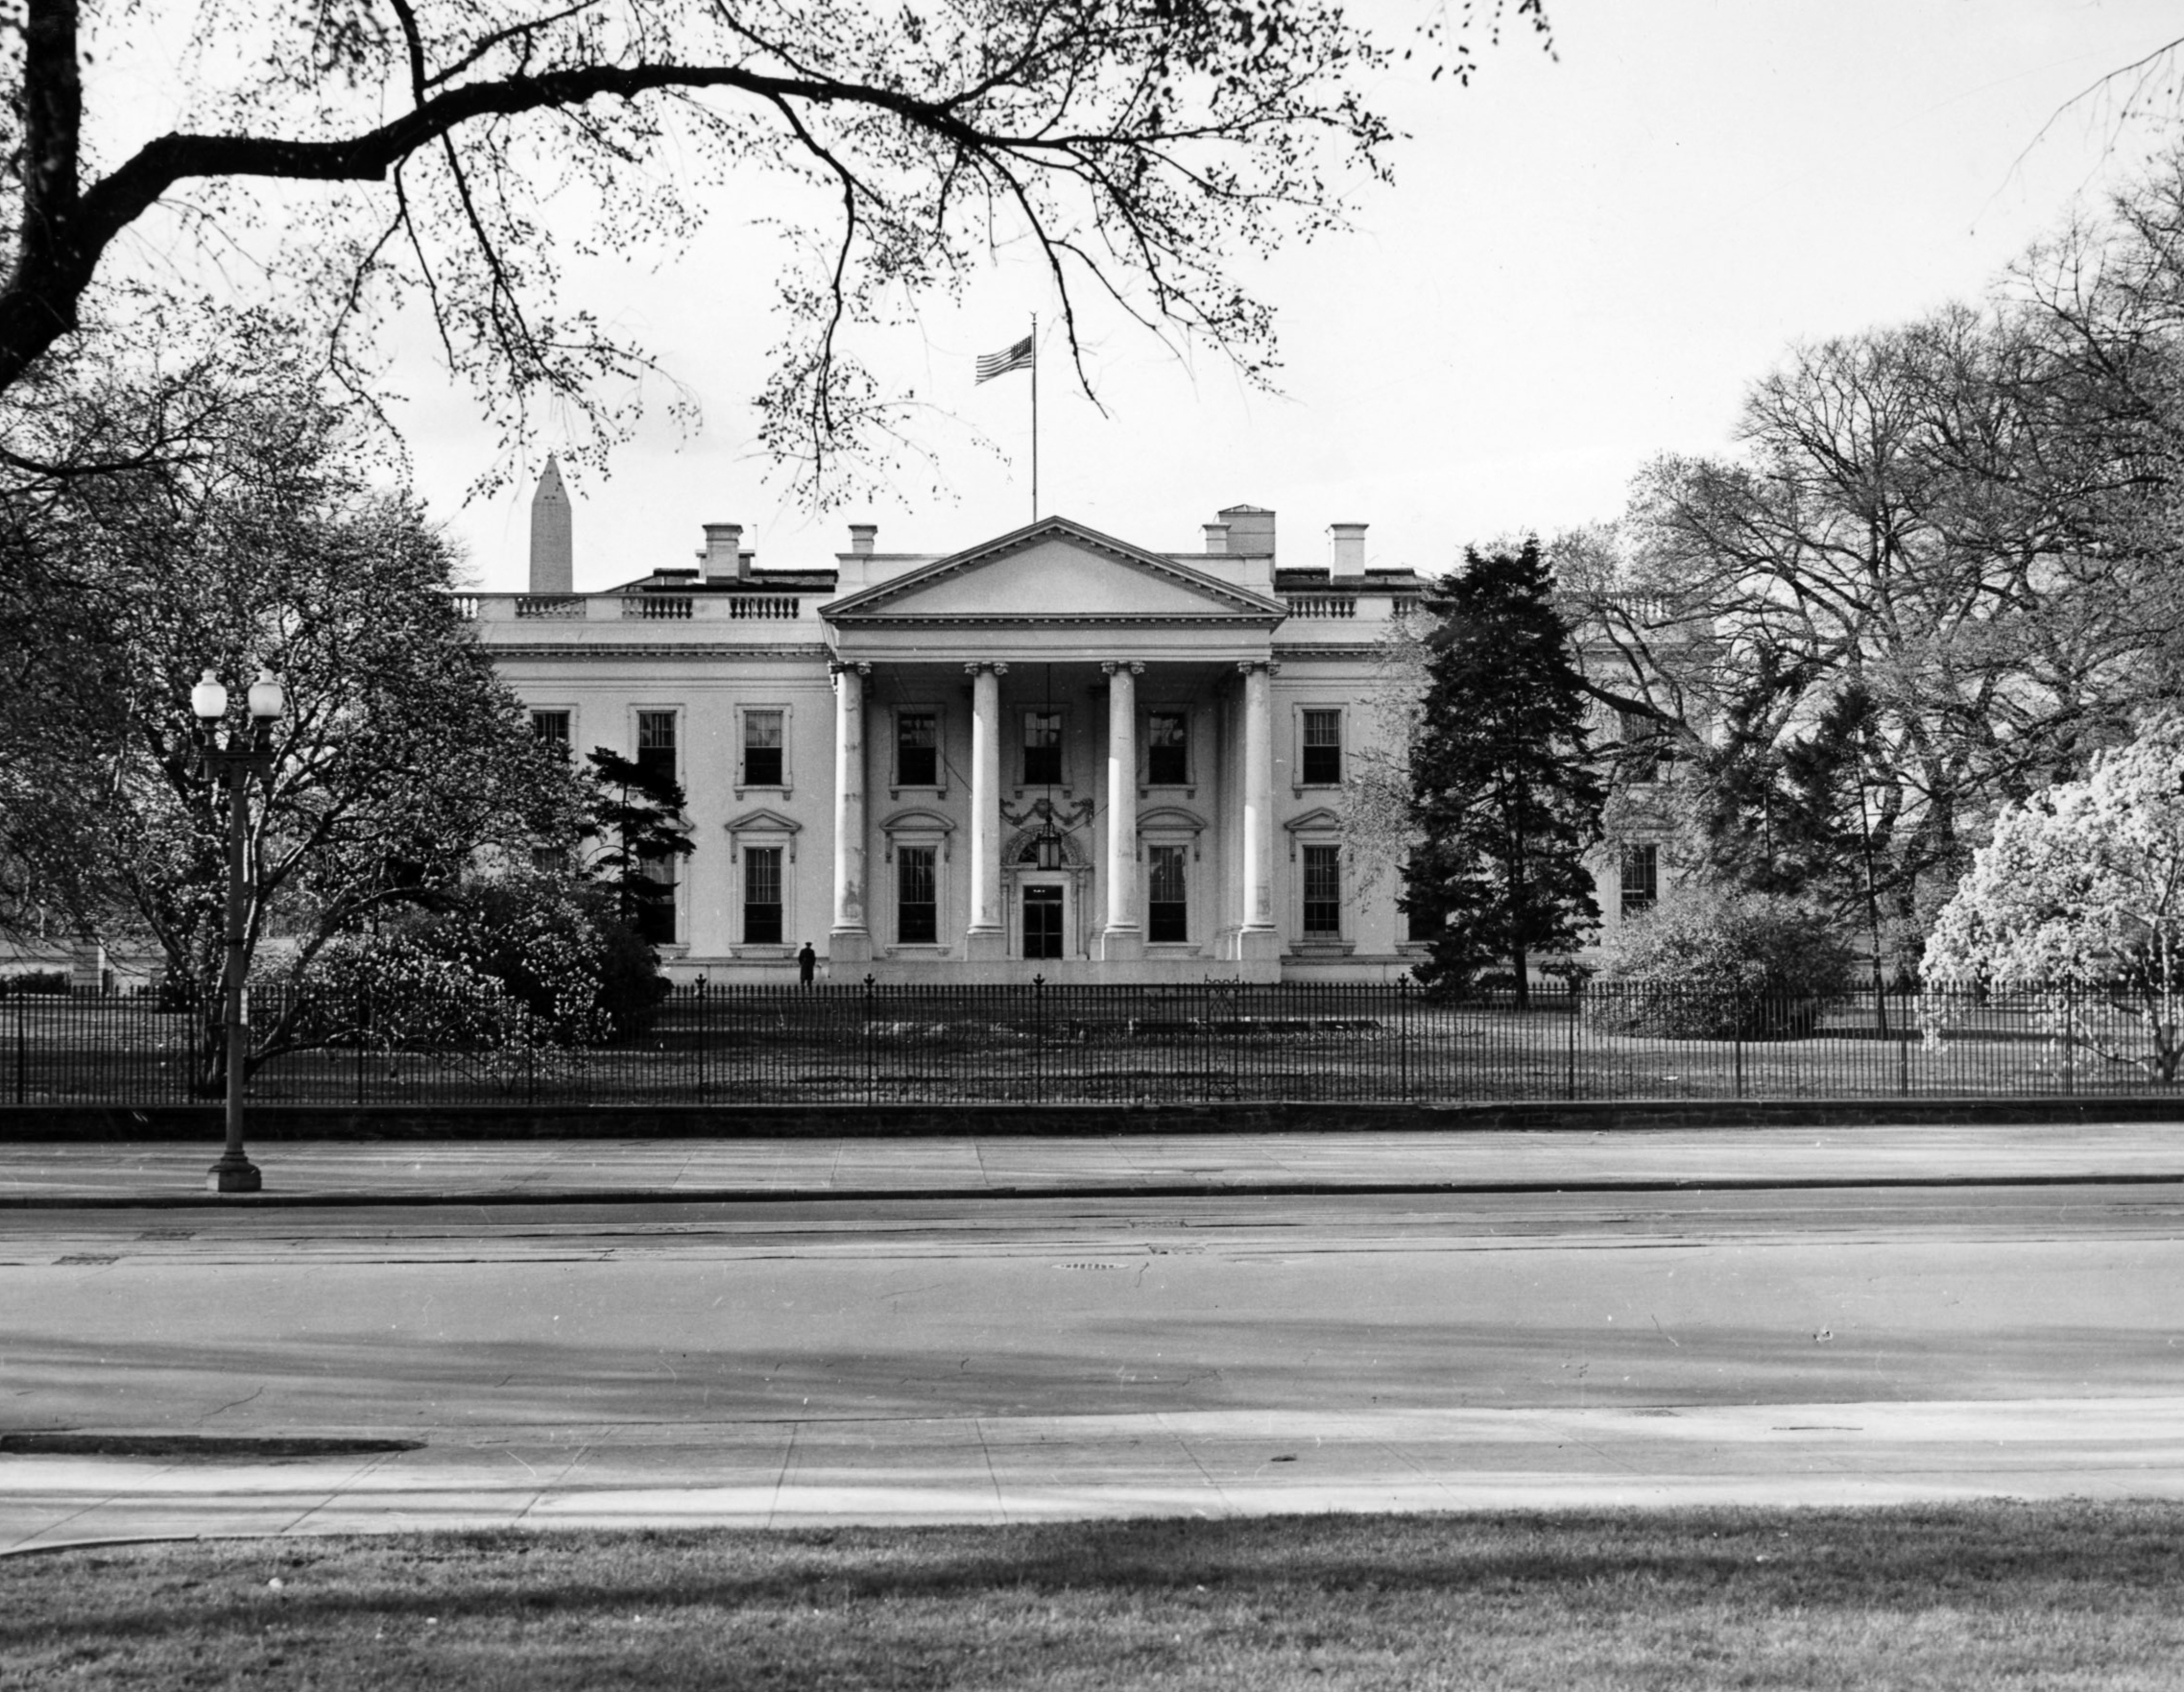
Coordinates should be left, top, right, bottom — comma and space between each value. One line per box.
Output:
1301, 710, 1343, 786
1147, 844, 1188, 943
1404, 862, 1438, 942
1620, 709, 1662, 782
1302, 844, 1342, 936
531, 844, 569, 877
743, 709, 784, 786
898, 846, 938, 943
895, 856, 939, 947
530, 709, 570, 747
636, 710, 678, 786
634, 845, 678, 945
1022, 711, 1063, 786
1620, 844, 1659, 917
1146, 712, 1188, 786
743, 846, 783, 945
898, 712, 938, 786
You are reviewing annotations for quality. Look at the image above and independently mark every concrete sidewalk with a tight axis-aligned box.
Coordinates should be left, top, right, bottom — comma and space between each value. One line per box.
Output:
11, 1399, 2184, 1553
3, 1120, 2182, 1205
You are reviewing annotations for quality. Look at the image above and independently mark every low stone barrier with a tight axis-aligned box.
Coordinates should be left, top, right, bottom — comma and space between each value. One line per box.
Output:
2, 1096, 2179, 1141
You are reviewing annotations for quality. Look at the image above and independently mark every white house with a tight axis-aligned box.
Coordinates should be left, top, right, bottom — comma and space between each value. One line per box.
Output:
467, 467, 1430, 981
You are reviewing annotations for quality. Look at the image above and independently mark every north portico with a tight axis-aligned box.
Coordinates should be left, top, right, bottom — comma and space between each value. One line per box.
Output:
819, 519, 1289, 979
468, 481, 1429, 981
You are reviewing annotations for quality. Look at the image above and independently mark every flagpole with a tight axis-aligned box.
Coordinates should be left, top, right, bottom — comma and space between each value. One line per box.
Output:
1029, 313, 1039, 523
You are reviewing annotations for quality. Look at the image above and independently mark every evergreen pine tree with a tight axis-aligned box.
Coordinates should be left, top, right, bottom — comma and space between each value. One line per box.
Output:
1403, 540, 1607, 1003
580, 748, 696, 946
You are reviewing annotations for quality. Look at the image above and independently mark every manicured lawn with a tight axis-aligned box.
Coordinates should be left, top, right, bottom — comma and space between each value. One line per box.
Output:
6, 1504, 2183, 1689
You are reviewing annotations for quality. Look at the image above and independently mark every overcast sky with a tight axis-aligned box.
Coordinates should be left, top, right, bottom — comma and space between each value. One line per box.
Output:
393, 1, 2184, 592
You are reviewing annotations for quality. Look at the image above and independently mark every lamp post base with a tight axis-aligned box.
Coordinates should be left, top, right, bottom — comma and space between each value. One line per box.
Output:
206, 1154, 262, 1194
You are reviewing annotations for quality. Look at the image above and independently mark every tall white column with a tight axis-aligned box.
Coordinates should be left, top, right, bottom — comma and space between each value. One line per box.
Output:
828, 661, 871, 962
1097, 661, 1144, 961
965, 661, 1008, 958
1238, 659, 1279, 963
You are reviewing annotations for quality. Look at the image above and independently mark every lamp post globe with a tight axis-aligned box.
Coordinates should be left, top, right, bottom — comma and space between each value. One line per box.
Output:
247, 671, 285, 722
191, 671, 228, 722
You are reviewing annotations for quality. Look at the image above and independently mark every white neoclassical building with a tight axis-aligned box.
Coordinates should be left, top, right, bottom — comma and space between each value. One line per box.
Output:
465, 467, 1428, 981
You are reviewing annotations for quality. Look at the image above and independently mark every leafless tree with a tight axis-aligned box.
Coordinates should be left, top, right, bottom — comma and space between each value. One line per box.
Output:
1, 0, 1550, 498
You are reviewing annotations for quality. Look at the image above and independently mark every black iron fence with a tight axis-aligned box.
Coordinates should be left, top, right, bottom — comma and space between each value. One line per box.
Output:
2, 979, 2175, 1107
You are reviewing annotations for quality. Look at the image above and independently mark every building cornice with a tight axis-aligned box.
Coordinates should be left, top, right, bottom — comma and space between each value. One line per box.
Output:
484, 643, 834, 662
833, 611, 1284, 629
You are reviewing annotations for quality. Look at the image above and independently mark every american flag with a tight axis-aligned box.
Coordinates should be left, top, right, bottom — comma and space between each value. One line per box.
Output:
975, 334, 1034, 382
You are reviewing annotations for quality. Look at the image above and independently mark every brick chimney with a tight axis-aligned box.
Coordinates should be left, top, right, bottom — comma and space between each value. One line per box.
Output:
1218, 504, 1275, 559
1329, 522, 1368, 572
701, 522, 746, 582
1202, 522, 1231, 554
849, 523, 877, 556
528, 455, 572, 593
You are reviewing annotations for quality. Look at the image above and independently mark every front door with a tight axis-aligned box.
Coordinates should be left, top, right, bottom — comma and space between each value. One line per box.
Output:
1022, 884, 1065, 959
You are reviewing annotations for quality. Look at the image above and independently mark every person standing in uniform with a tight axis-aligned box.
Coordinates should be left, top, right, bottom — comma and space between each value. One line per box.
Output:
797, 940, 817, 986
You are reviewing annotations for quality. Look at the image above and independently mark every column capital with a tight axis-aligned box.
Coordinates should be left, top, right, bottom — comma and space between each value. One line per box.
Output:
963, 661, 1009, 677
829, 659, 871, 678
1235, 659, 1280, 677
1100, 661, 1145, 677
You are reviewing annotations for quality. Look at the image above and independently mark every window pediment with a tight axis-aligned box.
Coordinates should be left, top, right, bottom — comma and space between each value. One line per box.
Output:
879, 807, 955, 835
725, 808, 802, 861
1284, 806, 1344, 861
881, 807, 955, 862
726, 808, 801, 835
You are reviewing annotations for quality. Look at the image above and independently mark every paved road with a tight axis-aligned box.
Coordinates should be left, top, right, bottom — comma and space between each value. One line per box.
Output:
5, 1179, 2183, 1548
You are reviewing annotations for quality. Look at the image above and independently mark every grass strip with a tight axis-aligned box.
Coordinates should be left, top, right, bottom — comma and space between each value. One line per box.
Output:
5, 1503, 2181, 1689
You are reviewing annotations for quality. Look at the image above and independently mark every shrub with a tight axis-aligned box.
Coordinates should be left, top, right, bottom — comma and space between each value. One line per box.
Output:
299, 931, 546, 1053
425, 876, 667, 1042
298, 873, 667, 1050
0, 969, 71, 997
1585, 887, 1853, 1039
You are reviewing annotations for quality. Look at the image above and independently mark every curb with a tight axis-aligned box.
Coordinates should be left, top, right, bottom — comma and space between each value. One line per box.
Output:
7, 1170, 2182, 1209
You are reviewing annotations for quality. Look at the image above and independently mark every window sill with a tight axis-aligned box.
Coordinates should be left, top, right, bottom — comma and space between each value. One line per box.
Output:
1140, 786, 1196, 801
732, 786, 793, 802
886, 944, 952, 956
1290, 938, 1355, 956
1145, 943, 1202, 957
889, 786, 949, 802
730, 945, 794, 959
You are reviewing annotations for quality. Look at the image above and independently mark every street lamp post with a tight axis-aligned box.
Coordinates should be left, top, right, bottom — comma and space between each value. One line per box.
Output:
191, 667, 284, 1195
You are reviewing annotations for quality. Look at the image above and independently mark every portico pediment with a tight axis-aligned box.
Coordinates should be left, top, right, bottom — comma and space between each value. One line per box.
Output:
822, 517, 1287, 628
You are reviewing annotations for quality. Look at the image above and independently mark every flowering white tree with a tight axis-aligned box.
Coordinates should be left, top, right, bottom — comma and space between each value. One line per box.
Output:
1923, 712, 2184, 1079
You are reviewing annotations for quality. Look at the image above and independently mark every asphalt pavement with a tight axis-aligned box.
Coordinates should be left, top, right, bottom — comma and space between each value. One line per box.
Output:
4, 1124, 2183, 1549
